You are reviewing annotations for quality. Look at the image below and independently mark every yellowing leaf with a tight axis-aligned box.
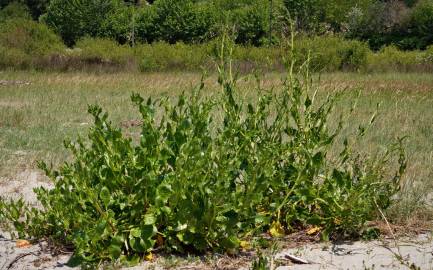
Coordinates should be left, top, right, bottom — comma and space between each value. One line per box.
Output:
334, 218, 342, 225
156, 234, 164, 247
16, 240, 31, 248
306, 226, 321, 235
144, 252, 153, 261
240, 240, 251, 250
269, 221, 285, 237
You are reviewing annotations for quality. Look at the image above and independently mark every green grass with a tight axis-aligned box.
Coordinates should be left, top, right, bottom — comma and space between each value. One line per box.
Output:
0, 70, 432, 225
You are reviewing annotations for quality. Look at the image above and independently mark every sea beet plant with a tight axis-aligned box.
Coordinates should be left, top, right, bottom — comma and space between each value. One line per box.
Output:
0, 37, 406, 266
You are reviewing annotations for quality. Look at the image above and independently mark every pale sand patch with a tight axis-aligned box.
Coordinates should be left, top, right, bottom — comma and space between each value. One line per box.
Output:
0, 170, 74, 270
273, 234, 433, 269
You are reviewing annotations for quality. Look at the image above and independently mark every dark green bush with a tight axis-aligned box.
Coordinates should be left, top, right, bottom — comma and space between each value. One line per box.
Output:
0, 0, 49, 19
42, 0, 121, 46
140, 0, 217, 44
135, 6, 158, 43
101, 4, 136, 45
284, 0, 373, 33
345, 1, 411, 50
230, 0, 271, 46
283, 0, 323, 32
406, 0, 433, 49
0, 2, 31, 23
0, 39, 406, 266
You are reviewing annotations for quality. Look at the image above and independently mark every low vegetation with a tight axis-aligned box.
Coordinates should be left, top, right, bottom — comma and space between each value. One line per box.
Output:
0, 39, 409, 267
1, 19, 433, 73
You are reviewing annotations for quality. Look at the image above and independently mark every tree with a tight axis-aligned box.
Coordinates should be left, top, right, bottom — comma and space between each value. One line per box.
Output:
0, 0, 50, 19
42, 0, 120, 46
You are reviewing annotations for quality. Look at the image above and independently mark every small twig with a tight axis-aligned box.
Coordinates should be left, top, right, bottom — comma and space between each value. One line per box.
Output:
5, 252, 38, 270
284, 254, 309, 264
374, 199, 419, 270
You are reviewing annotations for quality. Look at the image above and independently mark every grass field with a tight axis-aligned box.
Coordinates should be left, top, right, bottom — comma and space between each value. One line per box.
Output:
0, 70, 432, 226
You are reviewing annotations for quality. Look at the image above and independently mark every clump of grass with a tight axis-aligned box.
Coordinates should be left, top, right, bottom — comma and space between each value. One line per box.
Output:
0, 37, 406, 267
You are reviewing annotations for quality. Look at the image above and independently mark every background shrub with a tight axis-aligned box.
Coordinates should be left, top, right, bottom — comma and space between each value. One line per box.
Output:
137, 42, 212, 71
230, 0, 271, 46
144, 0, 217, 44
73, 37, 134, 65
405, 0, 433, 49
294, 36, 369, 71
0, 18, 64, 57
0, 2, 31, 23
42, 0, 121, 46
367, 45, 426, 72
100, 4, 136, 45
0, 0, 50, 19
0, 18, 65, 69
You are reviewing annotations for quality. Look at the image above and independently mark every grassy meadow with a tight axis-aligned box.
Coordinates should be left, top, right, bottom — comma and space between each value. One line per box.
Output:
0, 70, 432, 226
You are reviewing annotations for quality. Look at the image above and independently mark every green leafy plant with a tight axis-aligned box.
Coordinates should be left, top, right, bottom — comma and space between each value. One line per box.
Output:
0, 35, 406, 266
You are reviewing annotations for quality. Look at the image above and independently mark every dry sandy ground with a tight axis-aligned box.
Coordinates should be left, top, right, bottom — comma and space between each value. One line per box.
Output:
1, 170, 432, 270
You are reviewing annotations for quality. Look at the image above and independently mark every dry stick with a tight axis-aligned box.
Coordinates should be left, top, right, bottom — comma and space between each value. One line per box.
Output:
5, 252, 38, 270
374, 199, 417, 270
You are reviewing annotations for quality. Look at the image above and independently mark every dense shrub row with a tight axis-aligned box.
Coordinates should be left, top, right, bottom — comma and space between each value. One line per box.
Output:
2, 0, 433, 50
1, 19, 433, 73
38, 0, 276, 46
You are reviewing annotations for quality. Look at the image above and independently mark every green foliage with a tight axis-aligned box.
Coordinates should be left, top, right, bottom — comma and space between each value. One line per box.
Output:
0, 0, 50, 19
252, 253, 270, 270
146, 0, 217, 43
101, 4, 136, 45
0, 18, 64, 58
0, 2, 31, 23
230, 0, 271, 46
42, 0, 121, 46
345, 1, 412, 50
294, 36, 369, 71
284, 0, 373, 32
138, 42, 212, 71
283, 0, 323, 31
0, 38, 406, 266
0, 18, 64, 69
366, 45, 425, 72
406, 0, 433, 49
73, 37, 134, 65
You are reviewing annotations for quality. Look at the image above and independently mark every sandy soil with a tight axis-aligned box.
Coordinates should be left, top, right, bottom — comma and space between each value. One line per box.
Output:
273, 234, 433, 270
1, 170, 432, 270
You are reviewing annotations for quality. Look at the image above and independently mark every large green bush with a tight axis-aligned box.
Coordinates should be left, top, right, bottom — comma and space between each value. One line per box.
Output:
294, 36, 369, 71
406, 0, 433, 49
101, 4, 136, 45
137, 0, 217, 44
0, 0, 49, 19
283, 0, 323, 31
0, 39, 406, 267
42, 0, 121, 46
0, 2, 32, 23
0, 18, 64, 55
284, 0, 373, 32
230, 0, 271, 46
0, 18, 64, 68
